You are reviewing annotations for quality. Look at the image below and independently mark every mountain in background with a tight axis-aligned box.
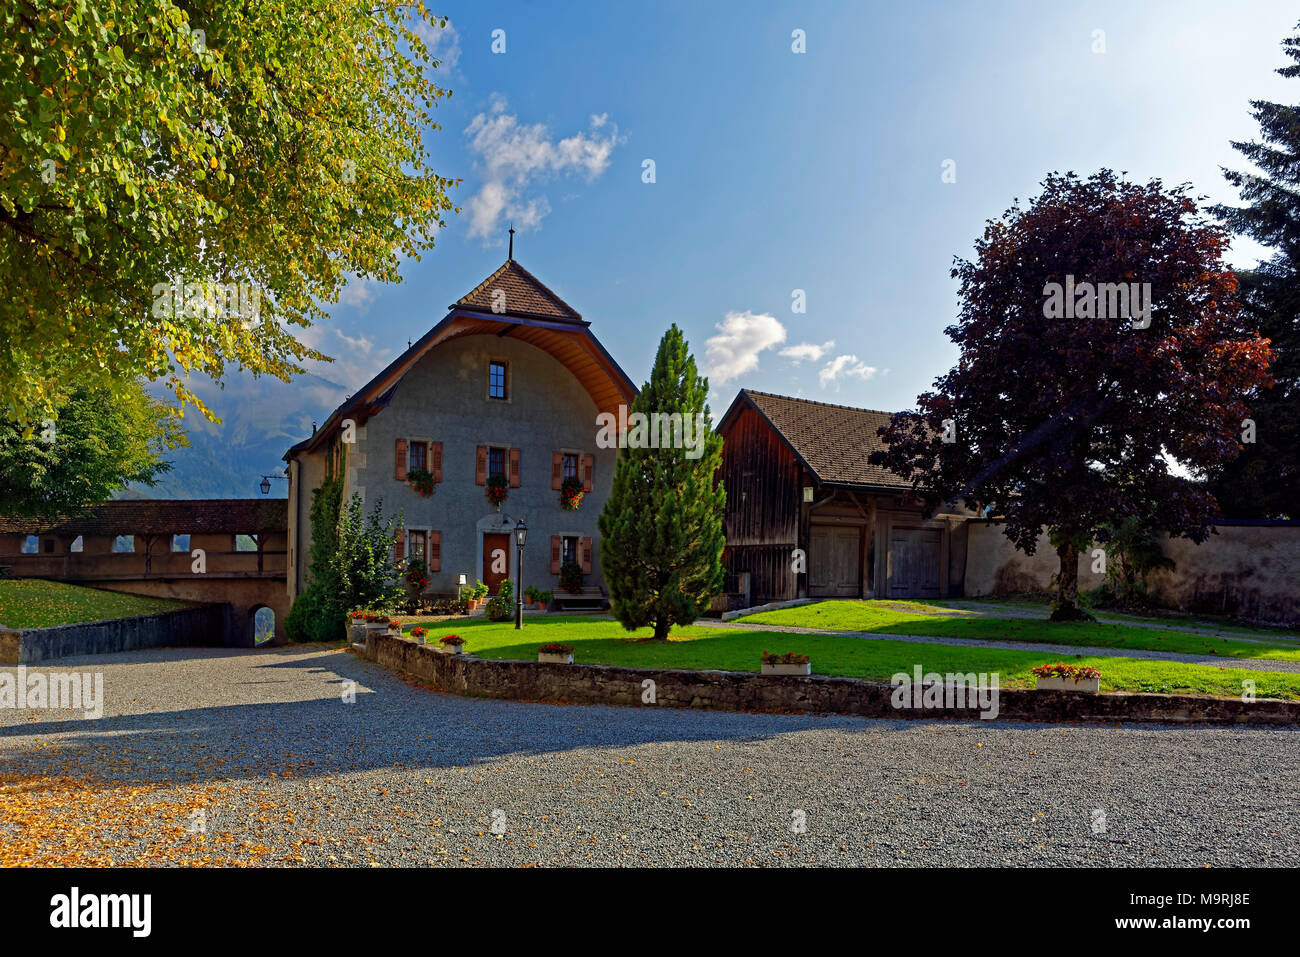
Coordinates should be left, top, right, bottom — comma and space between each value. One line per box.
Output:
125, 371, 351, 499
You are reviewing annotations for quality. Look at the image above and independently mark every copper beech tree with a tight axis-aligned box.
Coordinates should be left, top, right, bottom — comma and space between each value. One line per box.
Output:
870, 170, 1274, 620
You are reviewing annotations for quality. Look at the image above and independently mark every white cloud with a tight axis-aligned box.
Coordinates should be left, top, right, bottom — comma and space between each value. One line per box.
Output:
336, 276, 378, 311
818, 354, 878, 389
299, 322, 390, 389
412, 17, 460, 72
463, 97, 619, 241
780, 339, 835, 363
703, 311, 787, 385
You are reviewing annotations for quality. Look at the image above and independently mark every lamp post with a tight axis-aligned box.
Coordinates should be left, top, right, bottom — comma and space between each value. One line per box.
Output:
514, 519, 527, 629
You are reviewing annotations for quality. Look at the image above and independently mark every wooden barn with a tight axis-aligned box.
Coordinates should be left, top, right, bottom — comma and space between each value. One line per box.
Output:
715, 390, 970, 607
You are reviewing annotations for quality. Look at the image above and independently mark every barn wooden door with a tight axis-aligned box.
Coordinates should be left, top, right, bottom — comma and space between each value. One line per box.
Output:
887, 527, 941, 598
809, 526, 861, 597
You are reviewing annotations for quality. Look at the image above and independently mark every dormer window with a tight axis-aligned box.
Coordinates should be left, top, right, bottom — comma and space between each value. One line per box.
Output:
488, 360, 508, 400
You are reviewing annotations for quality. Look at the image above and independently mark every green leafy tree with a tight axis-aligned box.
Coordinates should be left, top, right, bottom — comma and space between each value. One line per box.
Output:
1, 1, 458, 425
1092, 517, 1176, 609
598, 325, 725, 640
0, 381, 185, 519
1208, 23, 1300, 518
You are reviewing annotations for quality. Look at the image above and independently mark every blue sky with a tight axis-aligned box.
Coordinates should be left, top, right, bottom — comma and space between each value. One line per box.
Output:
294, 0, 1300, 422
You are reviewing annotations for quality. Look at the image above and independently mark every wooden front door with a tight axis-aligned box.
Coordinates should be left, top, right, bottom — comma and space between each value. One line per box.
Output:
483, 533, 510, 594
809, 525, 862, 597
887, 526, 942, 598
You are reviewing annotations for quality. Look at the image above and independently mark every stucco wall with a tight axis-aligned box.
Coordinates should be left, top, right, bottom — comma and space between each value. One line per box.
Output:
964, 521, 1300, 626
340, 333, 619, 596
0, 603, 230, 664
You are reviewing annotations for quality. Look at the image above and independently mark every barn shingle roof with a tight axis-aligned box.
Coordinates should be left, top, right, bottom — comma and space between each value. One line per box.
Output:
0, 499, 288, 536
736, 390, 907, 488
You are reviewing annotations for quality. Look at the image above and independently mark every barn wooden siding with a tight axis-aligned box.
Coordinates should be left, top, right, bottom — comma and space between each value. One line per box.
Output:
718, 404, 802, 604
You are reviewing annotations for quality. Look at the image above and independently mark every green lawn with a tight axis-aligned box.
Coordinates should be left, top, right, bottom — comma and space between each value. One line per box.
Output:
0, 579, 191, 629
734, 600, 1300, 661
397, 615, 1300, 701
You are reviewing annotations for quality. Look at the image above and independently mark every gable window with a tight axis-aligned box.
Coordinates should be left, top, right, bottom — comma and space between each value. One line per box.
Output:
70, 536, 83, 553
171, 534, 190, 552
21, 535, 38, 554
562, 453, 579, 481
488, 360, 508, 400
234, 534, 258, 553
112, 535, 134, 553
488, 446, 506, 480
408, 441, 427, 473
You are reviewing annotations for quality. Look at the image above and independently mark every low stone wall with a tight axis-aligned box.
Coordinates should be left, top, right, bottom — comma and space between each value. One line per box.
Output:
964, 520, 1300, 627
0, 603, 230, 665
361, 632, 1300, 727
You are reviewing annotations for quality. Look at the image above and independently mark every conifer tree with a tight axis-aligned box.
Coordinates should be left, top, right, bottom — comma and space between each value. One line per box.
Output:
598, 325, 725, 640
1208, 24, 1300, 518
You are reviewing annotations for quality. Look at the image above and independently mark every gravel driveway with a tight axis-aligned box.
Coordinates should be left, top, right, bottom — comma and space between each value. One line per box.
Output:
2, 645, 1296, 867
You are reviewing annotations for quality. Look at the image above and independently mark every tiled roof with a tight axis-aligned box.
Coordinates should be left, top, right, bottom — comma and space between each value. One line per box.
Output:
0, 499, 288, 536
739, 390, 907, 488
453, 258, 583, 323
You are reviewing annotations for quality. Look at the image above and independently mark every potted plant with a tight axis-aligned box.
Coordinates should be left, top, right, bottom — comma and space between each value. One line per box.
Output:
387, 618, 402, 635
559, 475, 585, 511
407, 467, 436, 497
467, 579, 489, 611
438, 634, 465, 655
348, 610, 367, 642
1031, 663, 1102, 693
363, 613, 389, 636
486, 473, 509, 509
410, 626, 429, 644
560, 560, 583, 594
760, 650, 811, 676
538, 642, 574, 664
404, 557, 430, 593
536, 588, 553, 611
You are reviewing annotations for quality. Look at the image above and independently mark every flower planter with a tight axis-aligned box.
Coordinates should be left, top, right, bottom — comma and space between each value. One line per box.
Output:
1036, 675, 1100, 694
538, 651, 574, 664
439, 643, 465, 656
364, 622, 388, 636
761, 661, 811, 676
349, 620, 366, 642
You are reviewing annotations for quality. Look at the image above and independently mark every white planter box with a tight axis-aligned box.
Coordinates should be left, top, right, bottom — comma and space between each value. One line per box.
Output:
349, 621, 366, 642
538, 652, 574, 664
761, 661, 811, 676
1036, 675, 1100, 694
438, 643, 464, 655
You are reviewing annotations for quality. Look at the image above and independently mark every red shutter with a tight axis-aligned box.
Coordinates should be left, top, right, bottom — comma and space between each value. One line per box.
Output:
431, 442, 443, 483
551, 451, 563, 490
429, 530, 441, 572
394, 527, 406, 564
580, 537, 593, 574
475, 445, 487, 485
509, 448, 521, 488
550, 536, 562, 574
582, 453, 594, 492
395, 439, 408, 482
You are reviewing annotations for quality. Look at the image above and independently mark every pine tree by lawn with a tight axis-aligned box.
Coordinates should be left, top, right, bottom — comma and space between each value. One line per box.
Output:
1209, 23, 1300, 519
598, 325, 726, 640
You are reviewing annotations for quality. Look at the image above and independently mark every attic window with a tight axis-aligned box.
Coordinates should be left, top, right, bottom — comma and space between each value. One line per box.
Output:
488, 360, 507, 400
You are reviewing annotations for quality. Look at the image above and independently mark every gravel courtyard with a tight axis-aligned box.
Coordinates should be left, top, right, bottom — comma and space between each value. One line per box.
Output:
2, 644, 1296, 867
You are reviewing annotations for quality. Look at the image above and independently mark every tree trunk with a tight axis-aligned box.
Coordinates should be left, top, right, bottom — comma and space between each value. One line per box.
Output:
653, 618, 671, 641
1050, 540, 1088, 621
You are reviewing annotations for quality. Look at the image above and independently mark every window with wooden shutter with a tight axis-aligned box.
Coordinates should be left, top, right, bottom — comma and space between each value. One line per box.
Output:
475, 445, 487, 485
550, 535, 562, 574
429, 531, 441, 572
551, 451, 562, 490
582, 453, 594, 492
580, 536, 593, 574
395, 439, 408, 482
431, 442, 443, 483
409, 441, 427, 473
394, 527, 406, 563
509, 448, 521, 488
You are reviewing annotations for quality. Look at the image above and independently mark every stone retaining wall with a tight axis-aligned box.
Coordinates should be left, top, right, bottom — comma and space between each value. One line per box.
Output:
0, 603, 230, 664
361, 632, 1300, 727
